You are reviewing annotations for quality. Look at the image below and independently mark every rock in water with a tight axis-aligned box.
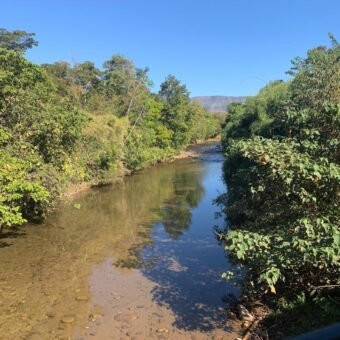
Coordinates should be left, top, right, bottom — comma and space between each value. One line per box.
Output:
61, 315, 76, 324
76, 295, 89, 301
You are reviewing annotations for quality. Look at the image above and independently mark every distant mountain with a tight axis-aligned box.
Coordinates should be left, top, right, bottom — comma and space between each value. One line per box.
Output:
191, 96, 247, 113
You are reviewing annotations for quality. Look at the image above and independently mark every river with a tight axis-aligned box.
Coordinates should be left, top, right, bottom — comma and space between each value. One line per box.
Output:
0, 143, 240, 340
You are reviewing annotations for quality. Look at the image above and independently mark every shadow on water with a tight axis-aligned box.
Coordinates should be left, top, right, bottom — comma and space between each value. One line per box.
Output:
0, 228, 26, 248
142, 239, 234, 332
114, 149, 238, 333
0, 240, 11, 248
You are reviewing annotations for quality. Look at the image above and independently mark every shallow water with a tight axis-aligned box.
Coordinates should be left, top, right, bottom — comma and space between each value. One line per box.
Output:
0, 144, 240, 340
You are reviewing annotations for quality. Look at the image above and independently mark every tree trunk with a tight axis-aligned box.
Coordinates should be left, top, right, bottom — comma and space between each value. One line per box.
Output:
126, 97, 133, 116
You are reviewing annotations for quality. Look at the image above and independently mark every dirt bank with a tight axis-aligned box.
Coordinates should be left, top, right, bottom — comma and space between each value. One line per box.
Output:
174, 136, 222, 160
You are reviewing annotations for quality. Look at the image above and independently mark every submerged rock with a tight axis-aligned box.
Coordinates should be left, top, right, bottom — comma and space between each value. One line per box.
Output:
61, 315, 76, 324
76, 295, 89, 301
114, 312, 138, 323
156, 328, 169, 333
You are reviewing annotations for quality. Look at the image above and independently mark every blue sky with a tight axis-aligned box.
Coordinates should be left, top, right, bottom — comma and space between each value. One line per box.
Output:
1, 0, 339, 96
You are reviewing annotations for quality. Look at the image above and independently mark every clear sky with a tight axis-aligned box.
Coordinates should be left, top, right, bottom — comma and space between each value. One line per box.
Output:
1, 0, 339, 96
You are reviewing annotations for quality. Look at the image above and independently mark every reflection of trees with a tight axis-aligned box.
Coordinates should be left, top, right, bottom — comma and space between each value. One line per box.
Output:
138, 160, 239, 333
162, 204, 192, 240
162, 172, 204, 240
112, 162, 205, 267
162, 171, 205, 240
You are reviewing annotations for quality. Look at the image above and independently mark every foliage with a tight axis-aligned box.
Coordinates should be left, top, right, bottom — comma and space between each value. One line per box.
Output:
159, 75, 193, 149
222, 80, 289, 149
189, 101, 221, 141
102, 54, 151, 117
0, 129, 49, 232
219, 38, 340, 312
76, 114, 128, 180
123, 96, 175, 171
0, 29, 221, 232
0, 28, 38, 54
0, 48, 87, 166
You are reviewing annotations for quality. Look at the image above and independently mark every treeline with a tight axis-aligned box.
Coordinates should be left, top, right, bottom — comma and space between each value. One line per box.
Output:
219, 36, 339, 336
0, 28, 220, 233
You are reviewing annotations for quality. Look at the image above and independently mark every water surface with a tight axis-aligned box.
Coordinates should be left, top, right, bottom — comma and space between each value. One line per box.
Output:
0, 144, 240, 339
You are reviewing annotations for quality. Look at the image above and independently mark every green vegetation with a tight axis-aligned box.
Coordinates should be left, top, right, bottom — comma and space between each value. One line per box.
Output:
218, 36, 340, 336
0, 28, 38, 54
0, 28, 220, 233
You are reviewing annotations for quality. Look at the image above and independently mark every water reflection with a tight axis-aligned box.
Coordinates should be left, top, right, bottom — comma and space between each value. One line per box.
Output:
138, 160, 238, 333
112, 151, 238, 333
161, 170, 205, 240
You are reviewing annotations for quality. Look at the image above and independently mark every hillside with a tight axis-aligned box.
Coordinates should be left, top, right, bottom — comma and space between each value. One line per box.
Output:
191, 96, 247, 112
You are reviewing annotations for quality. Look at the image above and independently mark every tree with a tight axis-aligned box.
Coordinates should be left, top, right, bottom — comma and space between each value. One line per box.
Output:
103, 54, 151, 116
159, 75, 192, 149
288, 37, 340, 111
188, 101, 220, 142
159, 74, 190, 106
0, 48, 86, 165
222, 81, 289, 148
73, 61, 101, 90
0, 28, 38, 54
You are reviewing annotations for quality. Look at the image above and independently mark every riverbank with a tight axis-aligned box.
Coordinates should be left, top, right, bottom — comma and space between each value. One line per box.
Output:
174, 136, 221, 160
60, 137, 222, 202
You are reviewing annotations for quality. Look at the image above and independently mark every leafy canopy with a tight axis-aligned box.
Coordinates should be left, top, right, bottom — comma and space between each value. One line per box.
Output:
0, 28, 38, 54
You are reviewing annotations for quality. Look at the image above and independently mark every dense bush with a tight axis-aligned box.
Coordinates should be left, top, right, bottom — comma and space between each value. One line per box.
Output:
0, 128, 49, 233
218, 38, 339, 329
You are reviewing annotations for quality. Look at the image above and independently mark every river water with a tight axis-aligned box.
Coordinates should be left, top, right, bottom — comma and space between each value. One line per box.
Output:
0, 144, 240, 340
